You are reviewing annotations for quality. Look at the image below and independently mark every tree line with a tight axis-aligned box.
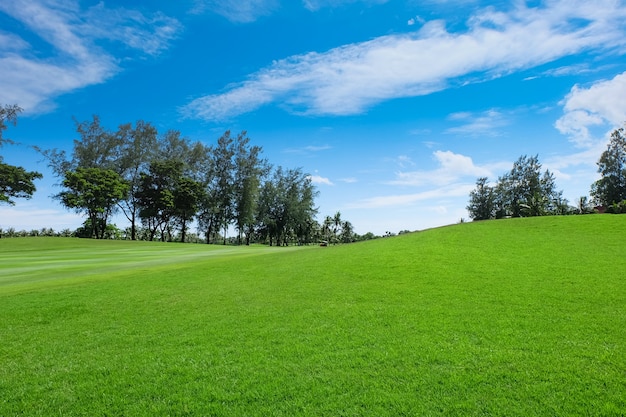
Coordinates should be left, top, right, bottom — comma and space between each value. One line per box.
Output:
467, 127, 626, 220
39, 116, 328, 245
1, 106, 375, 244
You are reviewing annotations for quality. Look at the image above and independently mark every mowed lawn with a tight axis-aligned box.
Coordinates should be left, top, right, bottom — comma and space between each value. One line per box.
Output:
0, 216, 624, 416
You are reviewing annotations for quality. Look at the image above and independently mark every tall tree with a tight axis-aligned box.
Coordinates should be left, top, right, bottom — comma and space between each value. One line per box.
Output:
256, 175, 279, 246
136, 160, 181, 241
332, 211, 342, 243
256, 167, 318, 246
322, 215, 333, 243
495, 155, 560, 218
591, 127, 626, 207
233, 131, 268, 245
340, 220, 355, 243
0, 105, 43, 206
172, 177, 204, 243
467, 177, 495, 220
198, 132, 235, 244
72, 116, 122, 169
38, 115, 122, 183
115, 120, 158, 240
58, 168, 129, 239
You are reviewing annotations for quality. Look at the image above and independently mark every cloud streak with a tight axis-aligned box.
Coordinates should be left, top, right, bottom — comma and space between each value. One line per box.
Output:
0, 0, 181, 112
191, 0, 279, 23
302, 0, 389, 12
346, 184, 474, 209
182, 0, 626, 122
445, 109, 509, 137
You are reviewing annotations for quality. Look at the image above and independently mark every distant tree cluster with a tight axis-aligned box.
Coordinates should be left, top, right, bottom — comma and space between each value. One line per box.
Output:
1, 105, 379, 244
38, 116, 326, 244
467, 155, 567, 221
468, 127, 626, 221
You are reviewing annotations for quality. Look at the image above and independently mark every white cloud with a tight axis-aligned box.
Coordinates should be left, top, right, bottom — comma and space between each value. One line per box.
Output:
283, 144, 332, 154
302, 0, 389, 12
390, 150, 493, 187
305, 145, 332, 152
182, 0, 626, 121
445, 109, 509, 136
394, 155, 415, 168
555, 71, 626, 147
0, 31, 30, 52
346, 183, 474, 209
308, 175, 334, 185
191, 0, 279, 22
408, 15, 425, 26
0, 0, 181, 112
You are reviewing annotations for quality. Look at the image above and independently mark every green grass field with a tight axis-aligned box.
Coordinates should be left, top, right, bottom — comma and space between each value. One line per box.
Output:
1, 215, 624, 416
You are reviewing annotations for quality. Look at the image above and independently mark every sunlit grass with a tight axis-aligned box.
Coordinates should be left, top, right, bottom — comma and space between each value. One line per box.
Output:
1, 215, 624, 415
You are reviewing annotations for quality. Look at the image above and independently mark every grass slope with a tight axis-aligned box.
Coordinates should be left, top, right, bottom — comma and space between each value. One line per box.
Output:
0, 216, 624, 416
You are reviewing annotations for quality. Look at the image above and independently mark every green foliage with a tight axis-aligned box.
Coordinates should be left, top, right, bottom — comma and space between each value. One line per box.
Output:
59, 167, 129, 239
466, 177, 494, 220
468, 155, 565, 220
116, 120, 159, 240
0, 162, 43, 205
0, 216, 624, 415
605, 200, 626, 214
233, 131, 268, 245
256, 166, 318, 246
591, 127, 626, 206
36, 117, 331, 245
0, 104, 43, 205
0, 104, 21, 146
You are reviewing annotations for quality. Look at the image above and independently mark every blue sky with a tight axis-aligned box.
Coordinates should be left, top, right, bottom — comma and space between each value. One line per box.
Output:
1, 0, 625, 235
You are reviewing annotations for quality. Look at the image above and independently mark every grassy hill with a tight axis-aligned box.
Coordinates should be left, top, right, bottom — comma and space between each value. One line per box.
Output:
1, 215, 624, 415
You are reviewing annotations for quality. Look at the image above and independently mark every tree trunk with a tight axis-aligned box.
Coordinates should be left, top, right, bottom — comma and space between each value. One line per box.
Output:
130, 210, 137, 240
181, 218, 187, 243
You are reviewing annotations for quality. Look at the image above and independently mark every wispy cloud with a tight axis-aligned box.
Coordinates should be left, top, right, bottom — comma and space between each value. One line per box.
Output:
283, 144, 332, 154
346, 184, 474, 209
182, 0, 626, 122
191, 0, 279, 22
524, 63, 608, 81
555, 71, 626, 147
445, 109, 509, 137
0, 0, 181, 112
302, 0, 389, 12
392, 155, 416, 168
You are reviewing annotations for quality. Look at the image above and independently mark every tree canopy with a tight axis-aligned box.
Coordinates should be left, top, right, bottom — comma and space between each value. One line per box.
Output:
39, 116, 332, 244
0, 104, 43, 206
59, 167, 129, 239
591, 127, 626, 208
467, 155, 567, 221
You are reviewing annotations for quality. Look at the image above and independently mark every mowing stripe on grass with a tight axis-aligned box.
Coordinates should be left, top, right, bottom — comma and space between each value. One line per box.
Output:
0, 238, 306, 291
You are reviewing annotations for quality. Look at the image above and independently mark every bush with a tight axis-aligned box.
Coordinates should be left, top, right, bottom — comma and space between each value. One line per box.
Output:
606, 200, 626, 214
